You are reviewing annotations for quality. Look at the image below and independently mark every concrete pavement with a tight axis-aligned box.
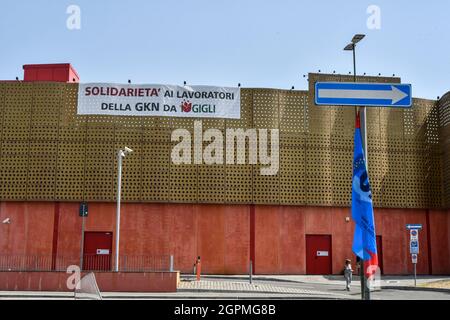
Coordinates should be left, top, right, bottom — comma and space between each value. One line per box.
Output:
0, 274, 448, 300
194, 274, 450, 288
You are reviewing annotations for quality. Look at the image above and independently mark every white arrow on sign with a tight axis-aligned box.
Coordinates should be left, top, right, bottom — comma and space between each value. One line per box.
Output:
318, 86, 408, 104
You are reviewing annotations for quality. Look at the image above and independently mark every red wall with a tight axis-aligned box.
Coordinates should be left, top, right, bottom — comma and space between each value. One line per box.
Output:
0, 271, 178, 292
1, 201, 449, 275
429, 210, 450, 274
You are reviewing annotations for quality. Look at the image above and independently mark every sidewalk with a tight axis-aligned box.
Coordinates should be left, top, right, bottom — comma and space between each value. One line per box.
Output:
177, 279, 351, 299
0, 274, 448, 300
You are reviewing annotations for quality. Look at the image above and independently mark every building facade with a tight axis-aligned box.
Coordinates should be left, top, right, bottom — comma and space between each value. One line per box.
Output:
0, 64, 449, 275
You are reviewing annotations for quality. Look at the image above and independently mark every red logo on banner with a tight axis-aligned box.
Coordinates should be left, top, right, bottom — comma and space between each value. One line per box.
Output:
181, 100, 192, 112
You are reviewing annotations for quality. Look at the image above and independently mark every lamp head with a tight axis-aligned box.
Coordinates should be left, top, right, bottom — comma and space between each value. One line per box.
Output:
344, 43, 354, 51
124, 147, 133, 154
352, 34, 365, 44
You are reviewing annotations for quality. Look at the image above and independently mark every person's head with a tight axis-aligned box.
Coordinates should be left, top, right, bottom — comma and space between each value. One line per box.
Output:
345, 259, 351, 265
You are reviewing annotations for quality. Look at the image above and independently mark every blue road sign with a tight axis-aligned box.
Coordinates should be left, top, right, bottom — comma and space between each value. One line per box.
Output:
79, 202, 88, 217
410, 240, 419, 254
315, 82, 412, 107
406, 224, 422, 230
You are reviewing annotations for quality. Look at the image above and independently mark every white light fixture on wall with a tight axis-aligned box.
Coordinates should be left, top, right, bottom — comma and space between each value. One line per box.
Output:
2, 218, 11, 224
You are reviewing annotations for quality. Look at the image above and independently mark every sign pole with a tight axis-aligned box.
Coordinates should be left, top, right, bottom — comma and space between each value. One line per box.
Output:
80, 214, 85, 270
407, 225, 421, 288
79, 202, 87, 271
414, 263, 417, 287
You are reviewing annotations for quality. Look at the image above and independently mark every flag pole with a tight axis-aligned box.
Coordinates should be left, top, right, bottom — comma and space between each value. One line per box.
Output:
361, 107, 371, 301
353, 44, 366, 300
353, 43, 370, 300
356, 111, 366, 300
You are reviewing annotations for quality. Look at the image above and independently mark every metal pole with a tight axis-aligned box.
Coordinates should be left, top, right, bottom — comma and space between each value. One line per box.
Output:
249, 260, 253, 284
353, 45, 365, 300
361, 108, 368, 165
353, 45, 356, 82
414, 263, 417, 287
80, 215, 85, 271
114, 151, 123, 272
352, 44, 370, 300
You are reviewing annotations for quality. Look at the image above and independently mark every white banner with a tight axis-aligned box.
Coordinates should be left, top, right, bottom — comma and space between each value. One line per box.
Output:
77, 83, 241, 119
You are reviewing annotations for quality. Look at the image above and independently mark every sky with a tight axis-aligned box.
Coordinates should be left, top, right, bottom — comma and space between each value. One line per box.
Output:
0, 0, 449, 99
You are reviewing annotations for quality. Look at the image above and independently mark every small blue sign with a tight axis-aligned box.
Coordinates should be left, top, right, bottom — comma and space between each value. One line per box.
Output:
79, 202, 88, 217
410, 240, 419, 254
406, 224, 422, 230
315, 82, 412, 108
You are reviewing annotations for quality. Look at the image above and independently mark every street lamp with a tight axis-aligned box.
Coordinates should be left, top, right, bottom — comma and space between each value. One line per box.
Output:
114, 146, 133, 272
344, 34, 365, 82
344, 33, 369, 301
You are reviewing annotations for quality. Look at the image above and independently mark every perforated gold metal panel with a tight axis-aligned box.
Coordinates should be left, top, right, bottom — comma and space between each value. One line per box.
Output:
141, 142, 170, 202
438, 92, 450, 208
404, 151, 428, 208
331, 149, 352, 206
169, 119, 198, 203
0, 84, 3, 141
305, 147, 332, 205
27, 142, 57, 200
0, 140, 29, 200
0, 80, 444, 208
56, 142, 85, 200
1, 83, 33, 200
381, 151, 407, 208
366, 107, 381, 150
252, 89, 279, 204
426, 102, 442, 208
253, 156, 280, 205
170, 162, 198, 202
30, 83, 62, 141
226, 89, 253, 129
59, 84, 86, 142
84, 142, 114, 201
225, 89, 253, 203
279, 90, 307, 205
198, 164, 225, 203
2, 83, 33, 141
280, 143, 305, 205
198, 121, 227, 203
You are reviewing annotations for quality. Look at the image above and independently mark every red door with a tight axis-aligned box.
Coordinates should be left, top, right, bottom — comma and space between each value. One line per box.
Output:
83, 232, 113, 271
306, 235, 332, 275
376, 235, 383, 274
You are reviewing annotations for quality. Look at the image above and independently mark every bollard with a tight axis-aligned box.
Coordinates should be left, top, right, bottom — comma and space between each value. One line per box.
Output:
196, 256, 201, 281
169, 255, 174, 272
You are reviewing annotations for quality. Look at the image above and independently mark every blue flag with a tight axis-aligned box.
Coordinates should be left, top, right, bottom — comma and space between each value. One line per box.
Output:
352, 123, 378, 267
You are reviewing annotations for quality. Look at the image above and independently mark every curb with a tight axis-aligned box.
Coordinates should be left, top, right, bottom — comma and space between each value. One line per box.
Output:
183, 276, 308, 284
0, 295, 341, 300
381, 286, 450, 293
186, 276, 450, 292
103, 296, 347, 300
